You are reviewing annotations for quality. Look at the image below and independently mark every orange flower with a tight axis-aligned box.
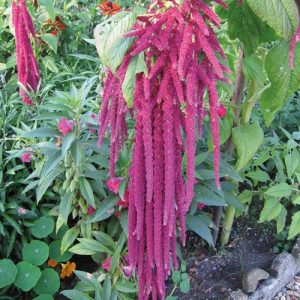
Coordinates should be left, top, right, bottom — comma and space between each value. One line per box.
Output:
60, 261, 76, 279
47, 259, 58, 268
98, 1, 121, 16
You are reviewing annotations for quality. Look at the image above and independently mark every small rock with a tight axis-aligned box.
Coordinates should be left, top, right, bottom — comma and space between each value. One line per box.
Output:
280, 296, 286, 300
271, 252, 296, 278
242, 268, 269, 293
229, 289, 248, 300
278, 292, 283, 297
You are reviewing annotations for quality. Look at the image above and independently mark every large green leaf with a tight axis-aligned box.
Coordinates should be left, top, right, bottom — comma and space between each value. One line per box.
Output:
0, 259, 17, 288
14, 262, 41, 292
232, 123, 264, 171
62, 290, 94, 300
31, 216, 55, 238
22, 240, 49, 266
122, 52, 148, 107
246, 0, 299, 39
227, 1, 276, 55
260, 197, 284, 222
34, 268, 60, 295
94, 10, 139, 68
264, 182, 292, 198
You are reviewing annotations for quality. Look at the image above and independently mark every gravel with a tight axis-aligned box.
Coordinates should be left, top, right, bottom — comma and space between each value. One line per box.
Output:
274, 275, 300, 300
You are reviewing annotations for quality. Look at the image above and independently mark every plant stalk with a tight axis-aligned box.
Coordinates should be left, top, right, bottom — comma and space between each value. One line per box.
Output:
213, 48, 245, 246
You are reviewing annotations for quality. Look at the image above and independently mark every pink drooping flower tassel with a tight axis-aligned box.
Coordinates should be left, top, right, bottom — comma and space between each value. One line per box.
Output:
97, 0, 229, 298
12, 0, 40, 105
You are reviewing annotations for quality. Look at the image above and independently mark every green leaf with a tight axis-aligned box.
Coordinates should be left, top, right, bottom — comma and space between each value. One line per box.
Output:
115, 281, 138, 293
186, 215, 214, 246
49, 240, 73, 263
14, 262, 41, 291
288, 212, 300, 240
62, 290, 94, 300
22, 240, 49, 266
259, 198, 283, 222
39, 0, 56, 20
227, 1, 276, 55
92, 231, 115, 248
102, 276, 111, 300
265, 182, 292, 198
40, 150, 62, 178
223, 191, 245, 211
79, 178, 96, 208
246, 170, 270, 182
41, 34, 58, 53
21, 127, 59, 138
34, 268, 60, 295
109, 37, 134, 73
0, 259, 17, 288
276, 206, 287, 233
246, 0, 299, 39
94, 11, 138, 66
172, 271, 181, 283
36, 169, 63, 203
179, 279, 190, 293
31, 216, 55, 238
86, 197, 118, 223
69, 238, 113, 256
61, 227, 80, 254
122, 52, 147, 107
285, 149, 300, 178
62, 132, 76, 157
232, 123, 264, 171
59, 192, 74, 226
261, 42, 300, 124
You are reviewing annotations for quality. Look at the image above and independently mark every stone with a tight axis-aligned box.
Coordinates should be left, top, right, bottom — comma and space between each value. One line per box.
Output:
292, 237, 300, 265
249, 252, 298, 300
229, 289, 248, 300
242, 268, 269, 293
270, 252, 297, 278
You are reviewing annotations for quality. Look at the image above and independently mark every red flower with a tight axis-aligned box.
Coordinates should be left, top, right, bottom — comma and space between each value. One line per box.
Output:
102, 256, 111, 271
217, 104, 227, 118
87, 206, 96, 215
116, 190, 129, 209
21, 152, 32, 163
198, 202, 205, 210
51, 29, 58, 36
58, 118, 75, 136
98, 1, 121, 16
106, 177, 123, 194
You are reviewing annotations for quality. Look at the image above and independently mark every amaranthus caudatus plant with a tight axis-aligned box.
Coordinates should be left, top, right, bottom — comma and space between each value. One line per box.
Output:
12, 0, 40, 105
97, 0, 230, 299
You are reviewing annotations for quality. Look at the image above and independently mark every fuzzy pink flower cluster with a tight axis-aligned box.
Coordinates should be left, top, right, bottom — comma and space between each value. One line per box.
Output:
98, 0, 229, 299
12, 0, 40, 105
57, 118, 75, 136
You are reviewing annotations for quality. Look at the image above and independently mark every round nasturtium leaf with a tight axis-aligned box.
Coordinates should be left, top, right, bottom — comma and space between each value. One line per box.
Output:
31, 217, 55, 238
0, 259, 18, 288
33, 294, 54, 300
33, 268, 60, 295
14, 262, 41, 291
22, 240, 49, 266
49, 240, 72, 263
